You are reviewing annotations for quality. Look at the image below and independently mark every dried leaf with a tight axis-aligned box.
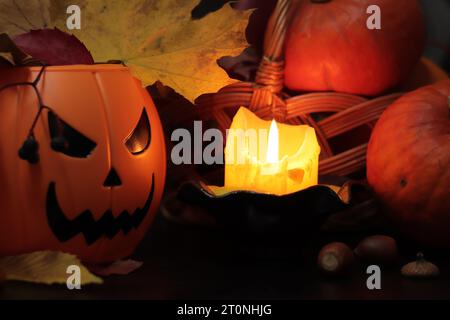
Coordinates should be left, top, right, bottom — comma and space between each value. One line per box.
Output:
218, 47, 260, 82
0, 51, 14, 65
13, 28, 94, 65
0, 33, 38, 65
0, 0, 251, 102
0, 251, 103, 285
0, 0, 52, 34
87, 260, 143, 277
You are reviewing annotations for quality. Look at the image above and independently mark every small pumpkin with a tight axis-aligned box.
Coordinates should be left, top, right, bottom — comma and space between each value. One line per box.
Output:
0, 65, 166, 263
367, 80, 450, 248
285, 0, 425, 96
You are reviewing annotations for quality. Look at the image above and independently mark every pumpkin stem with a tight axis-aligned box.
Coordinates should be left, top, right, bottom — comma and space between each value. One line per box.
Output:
416, 252, 425, 262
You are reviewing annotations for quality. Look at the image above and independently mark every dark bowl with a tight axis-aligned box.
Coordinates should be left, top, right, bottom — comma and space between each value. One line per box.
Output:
176, 178, 371, 245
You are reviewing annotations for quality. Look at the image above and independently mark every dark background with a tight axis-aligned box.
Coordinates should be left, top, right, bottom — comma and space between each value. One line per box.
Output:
421, 0, 450, 72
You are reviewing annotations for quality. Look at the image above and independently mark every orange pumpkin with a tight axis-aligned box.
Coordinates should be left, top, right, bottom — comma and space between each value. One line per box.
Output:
0, 65, 166, 263
367, 80, 450, 248
285, 0, 425, 96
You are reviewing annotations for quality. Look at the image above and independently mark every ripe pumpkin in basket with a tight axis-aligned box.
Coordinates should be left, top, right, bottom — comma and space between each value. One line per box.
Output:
285, 0, 426, 96
367, 80, 450, 248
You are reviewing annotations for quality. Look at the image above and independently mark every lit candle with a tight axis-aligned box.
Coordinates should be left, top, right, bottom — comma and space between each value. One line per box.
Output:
210, 107, 321, 196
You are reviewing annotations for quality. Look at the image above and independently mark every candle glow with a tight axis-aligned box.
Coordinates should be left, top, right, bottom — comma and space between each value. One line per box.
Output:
210, 107, 321, 196
266, 120, 279, 164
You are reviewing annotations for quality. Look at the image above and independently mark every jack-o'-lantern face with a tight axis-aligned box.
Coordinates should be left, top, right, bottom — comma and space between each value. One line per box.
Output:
0, 65, 166, 263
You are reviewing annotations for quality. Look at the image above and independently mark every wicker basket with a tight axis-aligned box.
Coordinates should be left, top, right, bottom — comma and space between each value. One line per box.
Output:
195, 0, 403, 176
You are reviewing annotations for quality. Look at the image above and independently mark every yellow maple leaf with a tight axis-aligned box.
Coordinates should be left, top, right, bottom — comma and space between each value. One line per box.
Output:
0, 251, 102, 285
0, 0, 250, 102
0, 0, 52, 33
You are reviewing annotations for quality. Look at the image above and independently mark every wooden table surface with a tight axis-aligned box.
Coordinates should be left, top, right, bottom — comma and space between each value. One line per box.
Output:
1, 213, 450, 300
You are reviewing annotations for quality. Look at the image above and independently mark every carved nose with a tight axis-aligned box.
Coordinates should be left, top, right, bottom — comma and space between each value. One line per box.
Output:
103, 167, 122, 187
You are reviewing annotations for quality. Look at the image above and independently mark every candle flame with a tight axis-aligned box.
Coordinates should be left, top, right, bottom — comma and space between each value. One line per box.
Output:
266, 119, 279, 163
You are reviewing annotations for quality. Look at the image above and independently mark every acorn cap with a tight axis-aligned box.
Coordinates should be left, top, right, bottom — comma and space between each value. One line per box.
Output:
401, 253, 440, 278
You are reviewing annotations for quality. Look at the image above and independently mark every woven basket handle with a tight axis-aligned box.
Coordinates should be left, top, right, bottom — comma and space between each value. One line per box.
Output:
255, 0, 292, 94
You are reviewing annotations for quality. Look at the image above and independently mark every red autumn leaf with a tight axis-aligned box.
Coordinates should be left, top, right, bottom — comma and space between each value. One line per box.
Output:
13, 28, 94, 66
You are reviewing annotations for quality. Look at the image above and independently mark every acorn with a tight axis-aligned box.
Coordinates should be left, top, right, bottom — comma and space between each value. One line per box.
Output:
317, 242, 355, 276
354, 235, 398, 265
401, 253, 440, 279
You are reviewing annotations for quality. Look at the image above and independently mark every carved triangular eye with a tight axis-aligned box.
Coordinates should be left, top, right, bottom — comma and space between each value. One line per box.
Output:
125, 108, 151, 155
48, 111, 96, 158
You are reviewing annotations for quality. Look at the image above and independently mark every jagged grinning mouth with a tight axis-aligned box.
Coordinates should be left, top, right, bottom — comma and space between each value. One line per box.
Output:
46, 173, 155, 245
